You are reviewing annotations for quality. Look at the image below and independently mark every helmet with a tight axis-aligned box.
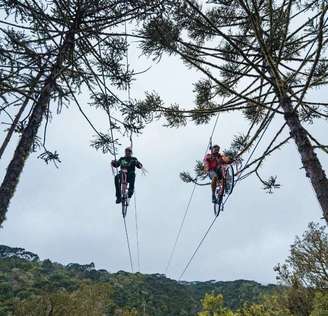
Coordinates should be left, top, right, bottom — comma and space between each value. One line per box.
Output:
125, 146, 132, 153
212, 144, 220, 153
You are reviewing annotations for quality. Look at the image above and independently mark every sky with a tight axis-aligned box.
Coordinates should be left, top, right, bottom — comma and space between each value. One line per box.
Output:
1, 14, 328, 285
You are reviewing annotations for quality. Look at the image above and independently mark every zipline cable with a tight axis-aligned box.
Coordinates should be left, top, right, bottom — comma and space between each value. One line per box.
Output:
178, 209, 219, 280
178, 116, 272, 280
98, 33, 134, 272
134, 192, 141, 272
123, 217, 134, 272
164, 99, 224, 275
164, 184, 196, 275
97, 43, 118, 176
124, 18, 141, 273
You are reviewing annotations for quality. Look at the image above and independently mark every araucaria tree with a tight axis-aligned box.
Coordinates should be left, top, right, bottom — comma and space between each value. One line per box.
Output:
138, 0, 328, 222
0, 0, 164, 225
274, 222, 328, 316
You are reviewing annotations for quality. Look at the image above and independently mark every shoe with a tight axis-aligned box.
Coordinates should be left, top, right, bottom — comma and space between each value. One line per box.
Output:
116, 197, 122, 204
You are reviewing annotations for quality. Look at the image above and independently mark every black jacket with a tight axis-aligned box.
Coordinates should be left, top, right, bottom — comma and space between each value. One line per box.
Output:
111, 156, 142, 173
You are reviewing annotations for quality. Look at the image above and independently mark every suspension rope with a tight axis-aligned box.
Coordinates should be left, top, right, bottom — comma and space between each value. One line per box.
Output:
164, 100, 224, 275
97, 31, 135, 272
234, 116, 273, 186
164, 184, 196, 275
134, 192, 141, 272
177, 114, 271, 280
97, 42, 118, 176
178, 210, 218, 280
124, 18, 141, 273
123, 217, 134, 272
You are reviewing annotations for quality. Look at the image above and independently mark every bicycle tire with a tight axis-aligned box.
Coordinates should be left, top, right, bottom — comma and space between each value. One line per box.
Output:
225, 165, 235, 195
122, 198, 128, 218
213, 202, 218, 216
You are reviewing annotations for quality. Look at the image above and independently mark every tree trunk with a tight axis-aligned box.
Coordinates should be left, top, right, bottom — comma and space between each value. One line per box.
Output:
281, 96, 328, 223
0, 70, 45, 160
0, 31, 75, 225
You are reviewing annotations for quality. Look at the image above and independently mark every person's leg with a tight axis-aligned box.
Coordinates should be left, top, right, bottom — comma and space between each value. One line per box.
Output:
216, 167, 223, 180
209, 170, 218, 202
211, 176, 218, 195
127, 172, 136, 198
115, 174, 121, 203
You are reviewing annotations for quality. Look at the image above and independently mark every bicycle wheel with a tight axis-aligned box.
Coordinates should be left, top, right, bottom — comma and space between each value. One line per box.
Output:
217, 179, 225, 214
224, 165, 235, 195
120, 171, 128, 218
213, 201, 219, 216
122, 198, 128, 218
213, 178, 224, 217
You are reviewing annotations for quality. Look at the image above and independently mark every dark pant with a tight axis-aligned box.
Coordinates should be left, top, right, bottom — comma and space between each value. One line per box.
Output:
115, 172, 136, 198
208, 168, 223, 195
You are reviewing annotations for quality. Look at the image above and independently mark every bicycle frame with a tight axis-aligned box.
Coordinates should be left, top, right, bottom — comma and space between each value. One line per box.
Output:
213, 163, 234, 216
120, 169, 129, 218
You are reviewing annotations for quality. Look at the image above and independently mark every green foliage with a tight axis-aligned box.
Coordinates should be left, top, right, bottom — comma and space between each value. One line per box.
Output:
235, 293, 293, 316
139, 17, 180, 60
243, 101, 266, 125
274, 222, 328, 289
1, 228, 328, 316
310, 291, 328, 316
14, 283, 114, 316
0, 245, 277, 315
198, 293, 234, 316
273, 222, 328, 316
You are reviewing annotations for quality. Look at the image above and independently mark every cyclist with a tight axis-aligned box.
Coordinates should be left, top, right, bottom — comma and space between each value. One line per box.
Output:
203, 144, 233, 203
111, 147, 143, 204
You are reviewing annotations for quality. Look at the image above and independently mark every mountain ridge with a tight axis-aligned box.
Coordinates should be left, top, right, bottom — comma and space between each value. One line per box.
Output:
0, 245, 278, 315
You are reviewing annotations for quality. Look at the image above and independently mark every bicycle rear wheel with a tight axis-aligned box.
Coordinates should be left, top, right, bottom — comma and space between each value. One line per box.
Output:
224, 165, 235, 195
213, 202, 219, 216
122, 197, 128, 218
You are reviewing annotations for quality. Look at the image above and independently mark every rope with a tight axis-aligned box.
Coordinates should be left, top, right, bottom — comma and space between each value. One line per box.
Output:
134, 192, 141, 272
234, 116, 272, 186
125, 19, 133, 152
97, 29, 136, 273
177, 112, 270, 280
164, 101, 224, 275
97, 43, 118, 176
124, 18, 141, 273
165, 184, 196, 275
123, 217, 134, 272
178, 211, 218, 280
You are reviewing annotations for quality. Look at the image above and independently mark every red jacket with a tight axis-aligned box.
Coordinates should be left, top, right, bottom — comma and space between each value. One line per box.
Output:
204, 152, 233, 171
203, 153, 223, 171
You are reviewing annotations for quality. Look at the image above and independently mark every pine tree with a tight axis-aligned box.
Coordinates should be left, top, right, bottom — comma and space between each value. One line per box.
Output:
0, 0, 164, 225
138, 0, 328, 222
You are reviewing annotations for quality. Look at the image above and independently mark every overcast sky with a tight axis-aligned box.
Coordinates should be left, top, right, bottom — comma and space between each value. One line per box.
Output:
1, 19, 328, 285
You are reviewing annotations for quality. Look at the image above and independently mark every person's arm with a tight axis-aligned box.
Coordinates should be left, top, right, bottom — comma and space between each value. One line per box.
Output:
111, 158, 121, 168
135, 158, 143, 169
203, 154, 210, 172
222, 155, 233, 164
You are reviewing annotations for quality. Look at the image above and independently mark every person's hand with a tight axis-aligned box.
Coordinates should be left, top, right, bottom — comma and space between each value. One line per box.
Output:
222, 156, 231, 163
141, 167, 148, 175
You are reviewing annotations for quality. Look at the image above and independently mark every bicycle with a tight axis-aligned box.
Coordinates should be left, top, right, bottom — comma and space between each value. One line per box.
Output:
119, 169, 129, 218
213, 163, 235, 216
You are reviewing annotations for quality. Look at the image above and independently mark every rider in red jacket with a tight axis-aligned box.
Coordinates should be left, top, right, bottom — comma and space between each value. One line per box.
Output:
203, 144, 232, 202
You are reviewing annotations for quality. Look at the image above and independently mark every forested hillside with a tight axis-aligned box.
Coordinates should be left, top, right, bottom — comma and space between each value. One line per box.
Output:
0, 245, 276, 315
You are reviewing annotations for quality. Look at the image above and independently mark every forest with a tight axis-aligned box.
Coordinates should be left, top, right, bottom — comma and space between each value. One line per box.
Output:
1, 222, 327, 315
1, 0, 328, 315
